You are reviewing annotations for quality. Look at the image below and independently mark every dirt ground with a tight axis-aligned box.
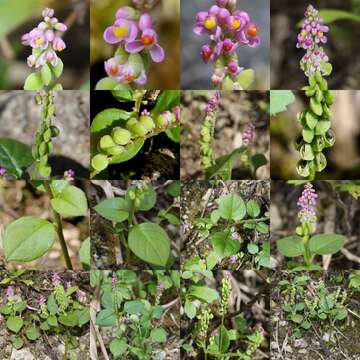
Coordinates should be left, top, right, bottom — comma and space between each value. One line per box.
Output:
180, 91, 270, 180
0, 179, 90, 271
0, 271, 90, 360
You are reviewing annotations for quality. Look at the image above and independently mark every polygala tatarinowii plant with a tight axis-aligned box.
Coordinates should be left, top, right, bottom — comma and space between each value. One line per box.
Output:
199, 91, 267, 180
193, 0, 260, 90
90, 90, 180, 178
96, 1, 165, 90
22, 7, 67, 91
2, 180, 89, 270
295, 5, 336, 180
94, 181, 179, 268
276, 183, 345, 270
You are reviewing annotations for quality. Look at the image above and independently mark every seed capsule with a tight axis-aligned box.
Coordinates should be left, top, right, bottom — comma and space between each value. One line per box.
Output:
50, 126, 60, 137
131, 122, 148, 137
139, 115, 155, 131
99, 135, 116, 150
126, 118, 139, 132
112, 127, 131, 145
105, 145, 125, 156
91, 154, 109, 172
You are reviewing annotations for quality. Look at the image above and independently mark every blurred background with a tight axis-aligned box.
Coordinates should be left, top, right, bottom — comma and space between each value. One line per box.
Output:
181, 90, 270, 179
181, 0, 270, 90
271, 0, 360, 89
0, 0, 90, 90
271, 91, 360, 179
0, 91, 90, 178
90, 0, 180, 89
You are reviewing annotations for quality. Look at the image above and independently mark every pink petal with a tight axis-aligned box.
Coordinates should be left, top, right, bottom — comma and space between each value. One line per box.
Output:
103, 26, 121, 44
125, 40, 145, 53
149, 44, 165, 63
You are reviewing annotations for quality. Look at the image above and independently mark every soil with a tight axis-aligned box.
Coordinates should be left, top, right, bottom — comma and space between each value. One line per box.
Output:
181, 180, 270, 270
180, 91, 270, 180
90, 180, 180, 270
0, 270, 90, 360
0, 179, 90, 271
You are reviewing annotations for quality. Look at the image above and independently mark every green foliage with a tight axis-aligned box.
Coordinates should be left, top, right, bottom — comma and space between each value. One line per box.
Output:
318, 9, 360, 23
270, 90, 295, 115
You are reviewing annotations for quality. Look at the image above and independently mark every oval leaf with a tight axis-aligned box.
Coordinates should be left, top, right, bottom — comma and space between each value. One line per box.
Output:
3, 216, 56, 262
110, 338, 127, 358
246, 199, 260, 218
277, 235, 305, 257
309, 234, 345, 255
219, 325, 230, 352
50, 185, 88, 217
111, 138, 145, 164
24, 72, 43, 90
128, 222, 170, 267
94, 197, 129, 222
150, 327, 167, 343
91, 109, 132, 133
6, 316, 23, 333
217, 193, 246, 221
211, 231, 240, 257
96, 308, 116, 327
188, 285, 219, 303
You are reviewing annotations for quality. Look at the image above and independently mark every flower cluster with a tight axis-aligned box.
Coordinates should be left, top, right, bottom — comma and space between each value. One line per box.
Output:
219, 275, 232, 316
22, 8, 67, 70
132, 0, 160, 10
0, 167, 7, 177
197, 307, 213, 338
103, 6, 164, 87
296, 5, 330, 77
242, 122, 255, 146
297, 183, 318, 225
194, 0, 260, 89
64, 169, 75, 181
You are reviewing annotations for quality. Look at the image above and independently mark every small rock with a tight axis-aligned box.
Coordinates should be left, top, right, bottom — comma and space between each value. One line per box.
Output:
294, 338, 307, 348
11, 348, 35, 360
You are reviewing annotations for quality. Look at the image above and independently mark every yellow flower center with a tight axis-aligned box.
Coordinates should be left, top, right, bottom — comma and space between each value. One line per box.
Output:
57, 44, 64, 52
301, 30, 307, 37
35, 38, 44, 45
318, 31, 324, 38
113, 25, 128, 38
232, 19, 241, 30
204, 17, 216, 30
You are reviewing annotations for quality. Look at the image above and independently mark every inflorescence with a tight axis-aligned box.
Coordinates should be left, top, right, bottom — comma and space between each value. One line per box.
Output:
297, 182, 318, 226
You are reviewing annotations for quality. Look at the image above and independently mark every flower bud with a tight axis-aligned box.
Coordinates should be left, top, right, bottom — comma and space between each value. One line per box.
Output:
99, 135, 116, 150
139, 115, 155, 131
112, 127, 132, 145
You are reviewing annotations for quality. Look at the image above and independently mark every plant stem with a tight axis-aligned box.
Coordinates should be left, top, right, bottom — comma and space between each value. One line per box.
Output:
44, 181, 73, 270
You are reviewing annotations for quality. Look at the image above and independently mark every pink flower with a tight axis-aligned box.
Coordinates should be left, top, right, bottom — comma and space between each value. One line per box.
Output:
103, 18, 138, 44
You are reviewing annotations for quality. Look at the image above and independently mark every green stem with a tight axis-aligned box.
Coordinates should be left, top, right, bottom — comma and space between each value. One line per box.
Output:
44, 181, 73, 270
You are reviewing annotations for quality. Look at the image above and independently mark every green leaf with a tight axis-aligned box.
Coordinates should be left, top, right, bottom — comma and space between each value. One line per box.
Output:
123, 300, 145, 315
94, 197, 129, 222
111, 137, 145, 164
51, 185, 88, 217
111, 90, 134, 102
188, 285, 219, 303
217, 193, 246, 221
126, 186, 156, 211
91, 109, 132, 133
75, 309, 90, 327
13, 336, 24, 350
207, 147, 244, 179
277, 235, 305, 257
250, 153, 267, 172
256, 222, 269, 234
3, 216, 56, 262
96, 308, 116, 327
246, 200, 260, 218
95, 77, 123, 90
247, 243, 259, 254
25, 327, 41, 340
51, 58, 64, 78
165, 126, 180, 143
270, 90, 295, 115
218, 325, 230, 352
79, 237, 90, 270
152, 90, 180, 116
236, 69, 254, 90
308, 234, 345, 255
211, 231, 240, 257
128, 222, 170, 267
24, 72, 43, 90
47, 315, 58, 327
47, 293, 59, 315
303, 128, 314, 143
335, 309, 347, 320
184, 300, 197, 319
150, 327, 167, 343
166, 181, 180, 197
305, 111, 318, 129
310, 97, 323, 116
0, 138, 34, 178
6, 316, 23, 333
315, 120, 331, 135
58, 313, 78, 327
318, 9, 360, 23
206, 251, 220, 270
41, 64, 52, 85
110, 339, 127, 358
290, 314, 304, 324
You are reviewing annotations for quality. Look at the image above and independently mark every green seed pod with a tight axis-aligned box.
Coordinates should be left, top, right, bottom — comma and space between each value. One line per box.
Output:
131, 122, 148, 137
296, 160, 310, 177
39, 155, 48, 165
91, 154, 109, 172
315, 70, 323, 84
139, 115, 155, 131
295, 136, 304, 151
323, 130, 335, 147
128, 190, 136, 200
305, 111, 318, 129
43, 128, 52, 142
134, 198, 141, 207
105, 145, 125, 156
315, 152, 327, 172
300, 143, 314, 161
296, 226, 304, 236
324, 90, 335, 106
315, 120, 331, 135
38, 164, 51, 178
155, 113, 168, 128
50, 126, 60, 137
126, 118, 139, 131
312, 136, 325, 152
112, 127, 132, 145
305, 88, 316, 97
302, 127, 314, 143
99, 135, 116, 150
39, 142, 48, 156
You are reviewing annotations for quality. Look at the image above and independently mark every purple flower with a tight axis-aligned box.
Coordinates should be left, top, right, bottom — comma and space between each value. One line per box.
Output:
227, 59, 242, 75
125, 28, 165, 63
231, 232, 239, 240
244, 22, 260, 48
297, 183, 318, 225
172, 106, 181, 122
206, 91, 221, 113
6, 286, 14, 299
112, 273, 118, 289
103, 18, 138, 44
77, 290, 87, 303
38, 295, 46, 307
230, 255, 238, 264
0, 167, 7, 177
156, 282, 164, 297
52, 273, 61, 285
242, 122, 255, 145
64, 169, 75, 181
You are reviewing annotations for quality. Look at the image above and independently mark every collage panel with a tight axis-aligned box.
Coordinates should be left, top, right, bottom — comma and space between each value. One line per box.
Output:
181, 180, 270, 271
0, 0, 90, 90
271, 0, 360, 90
181, 90, 270, 180
90, 90, 180, 180
0, 179, 90, 271
0, 90, 90, 179
90, 180, 180, 270
271, 90, 360, 180
90, 270, 180, 359
181, 0, 270, 90
0, 270, 90, 360
180, 270, 269, 359
90, 0, 180, 90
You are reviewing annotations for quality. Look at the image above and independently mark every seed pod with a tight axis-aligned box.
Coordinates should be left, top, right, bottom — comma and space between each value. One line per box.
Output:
131, 122, 148, 137
50, 126, 60, 137
38, 164, 51, 178
39, 142, 48, 156
139, 115, 155, 131
126, 118, 139, 132
112, 127, 131, 145
91, 154, 109, 172
99, 135, 116, 150
105, 145, 125, 156
134, 198, 141, 207
128, 190, 136, 200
